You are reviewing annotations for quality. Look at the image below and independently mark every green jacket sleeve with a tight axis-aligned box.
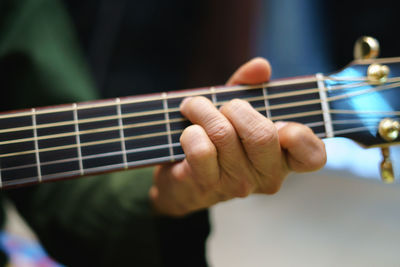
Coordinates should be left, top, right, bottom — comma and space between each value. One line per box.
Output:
0, 0, 164, 265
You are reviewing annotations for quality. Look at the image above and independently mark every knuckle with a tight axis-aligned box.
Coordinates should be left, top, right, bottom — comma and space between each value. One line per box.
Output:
245, 122, 277, 147
221, 98, 248, 115
208, 120, 235, 145
190, 142, 217, 162
189, 96, 210, 106
286, 123, 313, 146
180, 125, 217, 161
263, 180, 282, 195
215, 191, 231, 202
288, 124, 327, 171
173, 203, 192, 217
181, 96, 212, 117
258, 172, 285, 195
308, 141, 327, 170
234, 180, 253, 198
227, 98, 247, 109
192, 96, 211, 106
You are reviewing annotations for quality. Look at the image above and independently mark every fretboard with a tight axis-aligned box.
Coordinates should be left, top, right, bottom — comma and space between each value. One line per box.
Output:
0, 75, 330, 189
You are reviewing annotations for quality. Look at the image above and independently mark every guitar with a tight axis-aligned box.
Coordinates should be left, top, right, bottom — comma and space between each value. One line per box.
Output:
0, 39, 399, 189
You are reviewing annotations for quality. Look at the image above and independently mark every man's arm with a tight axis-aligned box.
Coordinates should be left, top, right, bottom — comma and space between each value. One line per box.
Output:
151, 57, 327, 216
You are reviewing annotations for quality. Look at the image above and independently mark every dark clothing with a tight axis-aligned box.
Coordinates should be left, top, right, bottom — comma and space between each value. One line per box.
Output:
0, 0, 209, 266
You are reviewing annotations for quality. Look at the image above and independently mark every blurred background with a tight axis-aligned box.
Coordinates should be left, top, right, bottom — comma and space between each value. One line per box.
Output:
2, 0, 400, 266
209, 0, 400, 266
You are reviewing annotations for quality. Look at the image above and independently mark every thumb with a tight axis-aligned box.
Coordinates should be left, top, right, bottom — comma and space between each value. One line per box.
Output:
226, 57, 272, 85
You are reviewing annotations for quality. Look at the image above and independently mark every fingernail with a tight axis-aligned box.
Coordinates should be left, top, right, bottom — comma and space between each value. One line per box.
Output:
180, 97, 192, 108
275, 121, 288, 130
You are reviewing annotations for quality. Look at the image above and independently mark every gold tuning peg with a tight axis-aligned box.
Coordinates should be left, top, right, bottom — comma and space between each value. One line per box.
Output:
381, 147, 395, 183
378, 118, 399, 183
354, 36, 380, 60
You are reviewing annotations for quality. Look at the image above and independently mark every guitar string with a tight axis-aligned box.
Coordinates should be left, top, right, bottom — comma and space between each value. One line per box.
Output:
0, 79, 366, 134
0, 81, 398, 159
1, 75, 399, 123
2, 103, 399, 148
0, 124, 381, 173
0, 78, 399, 136
0, 106, 396, 159
0, 77, 319, 120
1, 142, 183, 172
1, 115, 397, 172
1, 99, 399, 151
1, 153, 188, 187
2, 68, 399, 183
0, 86, 399, 153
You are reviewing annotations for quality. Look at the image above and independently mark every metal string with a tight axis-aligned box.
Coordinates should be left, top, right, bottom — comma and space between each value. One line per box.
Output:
0, 77, 399, 159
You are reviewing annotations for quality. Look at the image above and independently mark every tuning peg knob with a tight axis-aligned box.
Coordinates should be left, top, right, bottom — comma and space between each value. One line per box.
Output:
354, 36, 380, 60
367, 63, 390, 84
379, 118, 400, 142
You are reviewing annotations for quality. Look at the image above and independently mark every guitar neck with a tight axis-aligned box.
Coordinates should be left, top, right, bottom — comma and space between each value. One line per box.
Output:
0, 75, 330, 189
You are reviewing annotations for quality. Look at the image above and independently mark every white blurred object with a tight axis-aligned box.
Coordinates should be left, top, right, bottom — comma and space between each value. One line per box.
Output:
324, 138, 400, 181
208, 170, 400, 267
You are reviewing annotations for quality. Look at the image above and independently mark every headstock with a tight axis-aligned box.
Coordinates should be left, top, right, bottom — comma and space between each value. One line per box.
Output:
325, 37, 399, 183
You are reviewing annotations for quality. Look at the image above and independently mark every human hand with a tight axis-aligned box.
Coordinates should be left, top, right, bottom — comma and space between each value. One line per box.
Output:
150, 58, 326, 216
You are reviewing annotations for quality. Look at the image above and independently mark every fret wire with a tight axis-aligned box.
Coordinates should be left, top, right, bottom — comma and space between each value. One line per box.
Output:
262, 85, 271, 118
31, 108, 42, 183
317, 73, 334, 138
162, 93, 175, 162
2, 77, 399, 136
210, 87, 217, 104
116, 98, 128, 169
73, 103, 84, 176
